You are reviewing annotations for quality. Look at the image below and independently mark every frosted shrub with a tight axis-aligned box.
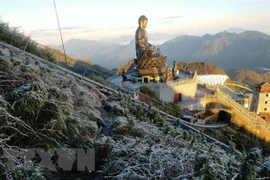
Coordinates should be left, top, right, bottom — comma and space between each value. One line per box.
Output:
101, 118, 249, 179
10, 82, 47, 118
103, 122, 195, 179
8, 165, 46, 180
193, 143, 242, 179
260, 156, 270, 177
6, 80, 85, 146
12, 89, 45, 118
239, 147, 262, 179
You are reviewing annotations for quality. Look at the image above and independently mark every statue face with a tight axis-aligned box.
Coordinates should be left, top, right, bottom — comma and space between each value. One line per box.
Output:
141, 20, 148, 29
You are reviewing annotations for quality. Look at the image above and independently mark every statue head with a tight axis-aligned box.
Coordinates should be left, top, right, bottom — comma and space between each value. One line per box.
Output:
138, 15, 148, 29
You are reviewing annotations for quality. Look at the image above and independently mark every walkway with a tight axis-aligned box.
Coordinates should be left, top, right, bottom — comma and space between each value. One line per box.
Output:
216, 88, 270, 142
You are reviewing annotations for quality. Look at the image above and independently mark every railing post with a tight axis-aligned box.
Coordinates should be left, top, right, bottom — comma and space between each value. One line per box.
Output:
82, 67, 87, 79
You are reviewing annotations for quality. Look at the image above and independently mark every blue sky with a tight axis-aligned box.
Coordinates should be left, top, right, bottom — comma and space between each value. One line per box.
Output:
1, 0, 270, 45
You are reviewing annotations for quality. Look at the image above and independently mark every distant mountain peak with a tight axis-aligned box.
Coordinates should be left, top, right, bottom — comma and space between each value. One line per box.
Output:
177, 62, 227, 75
238, 30, 270, 40
213, 31, 236, 39
227, 27, 246, 34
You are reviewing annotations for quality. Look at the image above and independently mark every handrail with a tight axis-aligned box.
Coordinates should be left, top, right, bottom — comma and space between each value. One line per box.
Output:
225, 81, 253, 92
216, 88, 270, 139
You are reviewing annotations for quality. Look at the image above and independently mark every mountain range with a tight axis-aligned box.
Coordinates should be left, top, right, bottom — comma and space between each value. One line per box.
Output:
53, 30, 270, 72
158, 31, 270, 71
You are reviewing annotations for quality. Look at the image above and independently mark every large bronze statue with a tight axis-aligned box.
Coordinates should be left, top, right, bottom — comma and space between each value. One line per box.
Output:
135, 15, 155, 60
134, 15, 166, 70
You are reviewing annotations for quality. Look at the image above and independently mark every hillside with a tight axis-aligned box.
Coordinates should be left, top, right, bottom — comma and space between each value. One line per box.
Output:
46, 46, 114, 78
177, 62, 227, 75
44, 46, 94, 67
112, 58, 135, 74
53, 39, 135, 70
227, 68, 270, 87
2, 41, 270, 179
0, 41, 107, 179
2, 25, 270, 178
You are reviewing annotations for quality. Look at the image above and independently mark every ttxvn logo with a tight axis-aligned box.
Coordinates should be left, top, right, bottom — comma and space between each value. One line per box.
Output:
1, 148, 95, 172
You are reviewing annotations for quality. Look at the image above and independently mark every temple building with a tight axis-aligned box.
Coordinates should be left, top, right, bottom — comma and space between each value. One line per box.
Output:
250, 82, 270, 122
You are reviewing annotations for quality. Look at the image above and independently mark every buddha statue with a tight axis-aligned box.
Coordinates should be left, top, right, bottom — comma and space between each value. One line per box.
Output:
134, 15, 166, 69
135, 15, 155, 60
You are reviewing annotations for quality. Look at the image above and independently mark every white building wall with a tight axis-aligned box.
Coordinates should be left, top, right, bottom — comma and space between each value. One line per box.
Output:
197, 75, 229, 85
146, 71, 198, 102
251, 91, 259, 112
151, 83, 174, 103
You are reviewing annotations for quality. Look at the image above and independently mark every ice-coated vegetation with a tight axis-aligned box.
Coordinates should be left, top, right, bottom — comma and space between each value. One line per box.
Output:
100, 105, 241, 179
0, 41, 106, 179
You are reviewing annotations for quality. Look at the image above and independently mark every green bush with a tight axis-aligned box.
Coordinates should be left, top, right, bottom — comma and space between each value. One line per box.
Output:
139, 86, 159, 100
89, 74, 108, 86
162, 102, 180, 117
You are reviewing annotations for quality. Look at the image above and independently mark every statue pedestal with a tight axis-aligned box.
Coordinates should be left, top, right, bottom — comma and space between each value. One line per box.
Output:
139, 68, 159, 76
132, 54, 167, 83
137, 55, 167, 69
131, 67, 166, 83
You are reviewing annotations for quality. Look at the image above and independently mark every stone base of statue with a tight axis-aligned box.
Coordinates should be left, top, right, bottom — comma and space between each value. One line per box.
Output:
131, 54, 167, 83
138, 68, 166, 76
131, 69, 166, 83
136, 55, 167, 69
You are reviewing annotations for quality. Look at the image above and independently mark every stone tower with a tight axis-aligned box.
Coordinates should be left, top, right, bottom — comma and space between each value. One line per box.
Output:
250, 82, 270, 122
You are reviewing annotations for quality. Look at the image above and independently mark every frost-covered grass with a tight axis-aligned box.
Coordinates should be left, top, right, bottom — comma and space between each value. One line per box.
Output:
100, 120, 243, 179
0, 21, 56, 63
0, 42, 106, 178
100, 96, 270, 179
102, 122, 195, 179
